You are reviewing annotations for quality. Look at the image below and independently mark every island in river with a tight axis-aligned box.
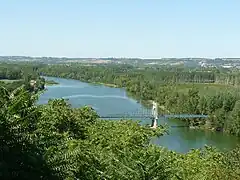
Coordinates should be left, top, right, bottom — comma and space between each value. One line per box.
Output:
38, 76, 240, 153
45, 79, 59, 85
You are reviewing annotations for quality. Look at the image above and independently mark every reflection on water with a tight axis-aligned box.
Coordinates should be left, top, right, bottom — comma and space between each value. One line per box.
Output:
62, 94, 128, 100
39, 76, 240, 153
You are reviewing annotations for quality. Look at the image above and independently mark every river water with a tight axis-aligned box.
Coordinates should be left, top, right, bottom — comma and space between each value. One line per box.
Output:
38, 77, 240, 153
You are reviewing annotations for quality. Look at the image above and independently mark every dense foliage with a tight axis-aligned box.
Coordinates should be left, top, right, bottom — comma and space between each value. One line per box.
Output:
40, 64, 240, 135
1, 83, 240, 179
0, 63, 45, 92
2, 62, 240, 179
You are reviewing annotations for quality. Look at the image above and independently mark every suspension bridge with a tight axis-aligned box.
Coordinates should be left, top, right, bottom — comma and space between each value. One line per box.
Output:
99, 101, 208, 128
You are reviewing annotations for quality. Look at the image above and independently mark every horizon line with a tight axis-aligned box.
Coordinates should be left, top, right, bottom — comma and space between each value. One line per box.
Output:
1, 55, 240, 60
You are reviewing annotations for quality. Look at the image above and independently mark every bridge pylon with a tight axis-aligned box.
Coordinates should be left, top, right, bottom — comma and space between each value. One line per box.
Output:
151, 101, 158, 129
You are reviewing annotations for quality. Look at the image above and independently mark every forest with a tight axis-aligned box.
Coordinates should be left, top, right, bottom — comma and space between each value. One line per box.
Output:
40, 64, 240, 136
0, 63, 45, 92
1, 62, 240, 179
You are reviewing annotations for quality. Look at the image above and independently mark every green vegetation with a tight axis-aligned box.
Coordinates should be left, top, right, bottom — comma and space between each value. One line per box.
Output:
0, 62, 45, 92
2, 62, 240, 179
93, 82, 117, 87
40, 64, 240, 135
0, 79, 22, 83
1, 82, 240, 179
172, 83, 237, 96
45, 80, 59, 85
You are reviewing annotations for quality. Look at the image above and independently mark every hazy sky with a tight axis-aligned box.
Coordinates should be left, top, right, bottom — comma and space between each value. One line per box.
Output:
1, 1, 240, 58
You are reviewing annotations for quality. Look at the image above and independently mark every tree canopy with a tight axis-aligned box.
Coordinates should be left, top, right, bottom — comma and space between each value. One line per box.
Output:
39, 63, 240, 135
1, 62, 240, 179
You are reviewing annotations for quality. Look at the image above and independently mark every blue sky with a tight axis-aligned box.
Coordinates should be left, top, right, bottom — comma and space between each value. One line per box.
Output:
0, 1, 240, 58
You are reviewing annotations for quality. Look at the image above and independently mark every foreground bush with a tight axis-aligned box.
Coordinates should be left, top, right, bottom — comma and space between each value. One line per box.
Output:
0, 86, 239, 179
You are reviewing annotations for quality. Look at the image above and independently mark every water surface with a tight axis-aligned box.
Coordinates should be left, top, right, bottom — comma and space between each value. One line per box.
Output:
38, 77, 240, 153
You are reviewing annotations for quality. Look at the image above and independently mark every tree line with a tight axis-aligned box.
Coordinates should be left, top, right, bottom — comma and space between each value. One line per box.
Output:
0, 63, 45, 92
2, 62, 240, 179
38, 64, 240, 135
1, 74, 240, 179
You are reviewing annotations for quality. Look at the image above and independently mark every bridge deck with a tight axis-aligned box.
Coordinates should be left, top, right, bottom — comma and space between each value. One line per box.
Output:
100, 116, 152, 119
100, 114, 208, 119
164, 114, 208, 118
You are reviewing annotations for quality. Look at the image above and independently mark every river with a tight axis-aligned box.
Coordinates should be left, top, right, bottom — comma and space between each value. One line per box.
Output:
38, 76, 240, 153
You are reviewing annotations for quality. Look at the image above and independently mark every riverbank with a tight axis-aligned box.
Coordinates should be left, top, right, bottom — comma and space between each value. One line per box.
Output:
43, 76, 218, 133
2, 74, 240, 179
45, 80, 59, 86
39, 76, 240, 153
157, 103, 223, 133
91, 82, 118, 88
42, 76, 211, 131
40, 74, 238, 137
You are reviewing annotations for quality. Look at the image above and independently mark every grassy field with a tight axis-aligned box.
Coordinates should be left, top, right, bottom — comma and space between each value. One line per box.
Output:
173, 83, 238, 96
